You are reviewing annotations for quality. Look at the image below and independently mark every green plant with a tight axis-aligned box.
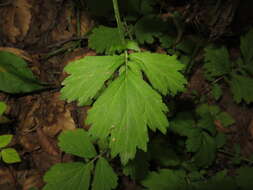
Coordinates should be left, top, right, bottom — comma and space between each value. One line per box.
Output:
0, 101, 21, 164
43, 129, 117, 190
0, 51, 44, 93
203, 29, 253, 103
60, 0, 187, 164
41, 1, 253, 189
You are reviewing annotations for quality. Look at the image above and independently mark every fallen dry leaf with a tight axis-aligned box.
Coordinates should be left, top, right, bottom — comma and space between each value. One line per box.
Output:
36, 127, 60, 156
22, 171, 44, 190
248, 118, 253, 138
0, 168, 15, 185
0, 0, 32, 43
51, 2, 93, 42
42, 109, 76, 137
14, 0, 32, 38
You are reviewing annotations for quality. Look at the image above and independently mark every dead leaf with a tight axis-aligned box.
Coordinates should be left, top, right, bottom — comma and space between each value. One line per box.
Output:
42, 109, 76, 137
0, 168, 15, 185
14, 0, 32, 38
79, 12, 94, 36
32, 151, 61, 173
36, 127, 60, 156
0, 0, 32, 43
0, 7, 20, 43
22, 171, 43, 190
51, 2, 93, 42
19, 133, 40, 152
248, 119, 253, 138
214, 120, 231, 133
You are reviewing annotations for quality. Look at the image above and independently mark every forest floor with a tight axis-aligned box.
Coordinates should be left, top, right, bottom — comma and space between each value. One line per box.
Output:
0, 0, 253, 190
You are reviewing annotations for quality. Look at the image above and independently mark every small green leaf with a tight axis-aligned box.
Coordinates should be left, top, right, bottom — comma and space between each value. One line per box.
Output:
58, 129, 97, 159
149, 136, 181, 167
193, 132, 216, 167
142, 169, 187, 190
196, 170, 237, 190
176, 37, 196, 54
212, 84, 222, 100
0, 51, 44, 93
126, 40, 140, 51
88, 26, 126, 54
236, 167, 253, 190
130, 52, 187, 95
240, 29, 253, 65
92, 157, 118, 190
43, 162, 93, 190
186, 128, 203, 152
0, 101, 7, 115
123, 150, 149, 180
204, 46, 230, 79
197, 113, 216, 135
1, 148, 21, 163
216, 112, 235, 127
61, 55, 124, 106
134, 16, 167, 44
229, 73, 253, 104
159, 35, 174, 48
0, 135, 13, 148
215, 133, 227, 149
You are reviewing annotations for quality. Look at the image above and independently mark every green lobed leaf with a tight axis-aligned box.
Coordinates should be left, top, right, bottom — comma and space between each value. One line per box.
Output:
196, 104, 234, 132
92, 157, 118, 190
134, 15, 168, 44
236, 167, 253, 190
186, 128, 203, 153
0, 135, 13, 148
61, 55, 124, 106
122, 0, 154, 15
193, 132, 216, 167
170, 111, 216, 167
58, 129, 97, 159
170, 112, 196, 137
141, 169, 188, 190
150, 138, 181, 167
123, 150, 150, 180
211, 84, 222, 101
159, 35, 174, 48
204, 46, 231, 79
197, 113, 216, 135
229, 73, 253, 104
86, 0, 113, 17
243, 63, 253, 75
87, 69, 169, 164
1, 148, 21, 164
43, 162, 93, 190
195, 170, 237, 190
176, 37, 196, 54
216, 112, 235, 127
0, 101, 7, 116
215, 132, 227, 149
240, 29, 253, 65
0, 51, 44, 93
130, 52, 187, 95
88, 26, 126, 54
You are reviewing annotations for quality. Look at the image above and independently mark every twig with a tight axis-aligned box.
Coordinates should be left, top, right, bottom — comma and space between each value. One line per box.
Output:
218, 148, 253, 165
47, 36, 87, 49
